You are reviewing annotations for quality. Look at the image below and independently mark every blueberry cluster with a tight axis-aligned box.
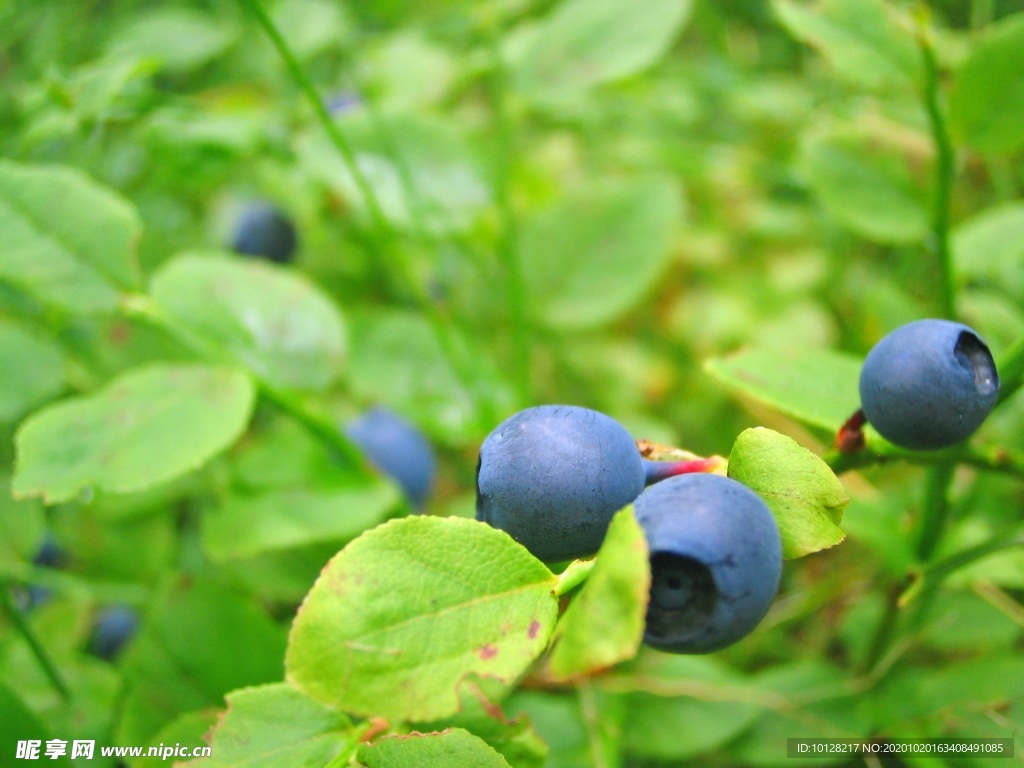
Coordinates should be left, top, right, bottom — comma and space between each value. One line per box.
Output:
475, 404, 782, 654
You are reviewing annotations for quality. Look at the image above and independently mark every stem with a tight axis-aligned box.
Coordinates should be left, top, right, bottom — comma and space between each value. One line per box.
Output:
238, 0, 499, 427
0, 579, 71, 703
915, 464, 955, 562
916, 12, 957, 320
120, 294, 368, 468
996, 335, 1024, 405
642, 457, 727, 485
485, 18, 531, 401
236, 0, 393, 255
824, 439, 1024, 478
900, 520, 1024, 607
859, 581, 905, 676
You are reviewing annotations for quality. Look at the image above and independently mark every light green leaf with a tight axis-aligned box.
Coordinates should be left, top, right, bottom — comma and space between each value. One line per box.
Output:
0, 160, 141, 313
359, 729, 512, 768
619, 654, 762, 760
509, 0, 692, 107
13, 364, 254, 504
549, 509, 649, 679
949, 14, 1024, 154
0, 320, 63, 422
773, 0, 922, 89
952, 202, 1024, 297
105, 8, 237, 73
0, 473, 45, 569
731, 661, 868, 766
151, 253, 346, 392
347, 308, 515, 444
728, 428, 848, 559
117, 579, 287, 745
521, 177, 684, 329
704, 346, 862, 432
799, 128, 930, 243
286, 516, 558, 722
300, 114, 488, 234
133, 709, 220, 768
203, 480, 400, 562
418, 686, 548, 768
181, 683, 354, 768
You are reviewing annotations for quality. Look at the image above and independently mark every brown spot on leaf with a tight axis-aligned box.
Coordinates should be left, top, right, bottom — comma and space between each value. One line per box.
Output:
528, 620, 541, 639
479, 644, 498, 660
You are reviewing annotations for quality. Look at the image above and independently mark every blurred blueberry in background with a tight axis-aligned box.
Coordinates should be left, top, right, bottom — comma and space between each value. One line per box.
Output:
345, 406, 437, 510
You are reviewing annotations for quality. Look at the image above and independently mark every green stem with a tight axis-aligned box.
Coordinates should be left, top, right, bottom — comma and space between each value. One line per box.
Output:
996, 336, 1024, 405
900, 520, 1024, 607
859, 581, 905, 676
825, 440, 1024, 479
0, 579, 71, 703
236, 0, 393, 256
486, 20, 531, 401
916, 13, 957, 320
916, 464, 955, 562
238, 0, 498, 427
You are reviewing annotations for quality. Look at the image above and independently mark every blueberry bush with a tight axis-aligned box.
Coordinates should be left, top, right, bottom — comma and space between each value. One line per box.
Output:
1, 0, 1023, 766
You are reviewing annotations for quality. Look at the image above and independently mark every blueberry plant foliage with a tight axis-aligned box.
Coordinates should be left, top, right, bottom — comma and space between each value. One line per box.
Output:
1, 0, 1023, 766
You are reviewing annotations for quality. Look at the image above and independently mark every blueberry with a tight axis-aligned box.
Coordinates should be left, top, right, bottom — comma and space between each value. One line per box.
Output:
87, 606, 139, 661
345, 406, 437, 509
634, 474, 782, 654
476, 405, 645, 563
230, 202, 298, 264
859, 319, 1000, 451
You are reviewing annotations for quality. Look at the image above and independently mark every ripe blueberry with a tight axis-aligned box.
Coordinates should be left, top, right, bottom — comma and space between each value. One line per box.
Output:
87, 606, 139, 661
475, 405, 645, 563
859, 319, 999, 451
230, 202, 298, 264
633, 474, 782, 654
346, 406, 437, 509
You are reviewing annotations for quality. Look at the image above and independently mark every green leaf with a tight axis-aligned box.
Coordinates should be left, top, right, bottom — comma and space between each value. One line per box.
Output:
13, 364, 254, 504
507, 690, 623, 768
866, 655, 1024, 729
151, 253, 346, 393
347, 308, 515, 444
0, 320, 63, 422
105, 8, 237, 73
619, 654, 762, 760
509, 0, 692, 107
799, 128, 930, 244
949, 14, 1024, 155
0, 683, 77, 765
0, 473, 45, 568
952, 202, 1024, 297
286, 516, 558, 722
549, 509, 649, 679
0, 160, 141, 313
728, 428, 848, 559
181, 683, 355, 768
704, 346, 862, 432
773, 0, 921, 89
203, 480, 401, 562
418, 685, 548, 768
300, 115, 488, 234
730, 661, 869, 767
358, 729, 513, 768
133, 709, 220, 768
520, 177, 684, 329
118, 579, 288, 745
